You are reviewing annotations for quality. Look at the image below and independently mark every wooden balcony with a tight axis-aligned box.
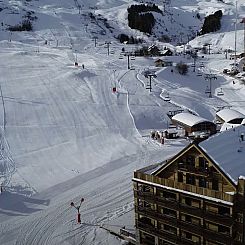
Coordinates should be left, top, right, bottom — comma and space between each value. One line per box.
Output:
137, 221, 199, 245
136, 206, 233, 244
135, 190, 179, 210
136, 206, 178, 226
134, 171, 234, 203
178, 164, 209, 176
135, 190, 234, 226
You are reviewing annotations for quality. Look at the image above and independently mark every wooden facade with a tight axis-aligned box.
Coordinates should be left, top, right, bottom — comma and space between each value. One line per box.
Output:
171, 119, 216, 136
133, 143, 245, 245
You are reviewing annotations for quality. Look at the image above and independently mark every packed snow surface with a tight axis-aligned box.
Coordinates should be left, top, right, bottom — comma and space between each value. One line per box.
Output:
0, 0, 244, 244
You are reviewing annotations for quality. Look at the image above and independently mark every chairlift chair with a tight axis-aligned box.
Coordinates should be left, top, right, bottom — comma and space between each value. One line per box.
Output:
163, 93, 171, 102
197, 71, 202, 77
130, 67, 135, 70
119, 56, 123, 60
205, 86, 211, 94
217, 88, 224, 96
110, 50, 115, 54
130, 56, 135, 60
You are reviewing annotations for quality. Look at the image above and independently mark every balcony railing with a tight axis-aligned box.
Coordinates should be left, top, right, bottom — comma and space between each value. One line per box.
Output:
137, 221, 199, 245
178, 164, 210, 176
134, 171, 233, 203
136, 207, 233, 244
135, 190, 234, 226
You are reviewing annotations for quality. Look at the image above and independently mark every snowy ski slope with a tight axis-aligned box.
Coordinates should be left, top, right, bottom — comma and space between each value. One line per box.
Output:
0, 0, 244, 244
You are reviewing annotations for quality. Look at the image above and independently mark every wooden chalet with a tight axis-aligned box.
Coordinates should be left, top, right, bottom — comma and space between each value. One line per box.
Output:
216, 108, 245, 124
161, 49, 173, 56
230, 53, 245, 60
133, 125, 245, 245
154, 59, 173, 67
171, 112, 216, 137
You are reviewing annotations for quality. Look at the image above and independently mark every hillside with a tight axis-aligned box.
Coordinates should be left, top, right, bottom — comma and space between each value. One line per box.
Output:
0, 0, 244, 244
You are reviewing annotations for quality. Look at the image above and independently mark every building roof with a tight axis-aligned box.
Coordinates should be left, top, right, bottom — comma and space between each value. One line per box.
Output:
154, 58, 163, 63
161, 49, 172, 55
199, 125, 245, 183
216, 108, 245, 123
172, 112, 212, 127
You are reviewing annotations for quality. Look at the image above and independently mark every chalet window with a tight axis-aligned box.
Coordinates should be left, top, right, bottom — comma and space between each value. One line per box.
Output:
199, 177, 207, 188
139, 216, 153, 226
183, 214, 200, 225
206, 204, 218, 214
162, 207, 177, 217
218, 224, 230, 234
178, 172, 183, 182
140, 231, 155, 245
186, 173, 195, 185
183, 197, 200, 208
182, 230, 200, 242
199, 157, 208, 169
185, 197, 192, 206
212, 179, 219, 191
186, 155, 195, 167
185, 232, 192, 240
159, 239, 173, 245
218, 206, 230, 216
142, 185, 152, 192
142, 201, 151, 208
162, 190, 176, 200
185, 215, 192, 223
163, 224, 177, 234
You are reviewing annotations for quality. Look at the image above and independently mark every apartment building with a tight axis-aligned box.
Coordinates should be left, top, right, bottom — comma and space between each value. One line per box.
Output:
133, 125, 245, 245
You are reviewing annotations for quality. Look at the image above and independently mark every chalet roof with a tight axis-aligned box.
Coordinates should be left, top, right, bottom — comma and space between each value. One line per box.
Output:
216, 108, 245, 123
161, 49, 172, 55
172, 112, 212, 127
154, 58, 163, 63
199, 125, 245, 183
148, 44, 158, 51
220, 122, 241, 132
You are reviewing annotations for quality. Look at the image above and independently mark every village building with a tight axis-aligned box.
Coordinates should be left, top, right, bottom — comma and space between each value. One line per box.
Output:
148, 45, 162, 56
161, 49, 173, 56
230, 52, 245, 60
238, 58, 245, 71
154, 59, 173, 67
133, 125, 245, 245
171, 112, 216, 138
216, 108, 245, 125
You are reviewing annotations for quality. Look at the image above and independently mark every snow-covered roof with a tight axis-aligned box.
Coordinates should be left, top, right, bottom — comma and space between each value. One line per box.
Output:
220, 122, 241, 132
161, 49, 172, 55
200, 125, 245, 183
216, 108, 245, 123
172, 112, 211, 127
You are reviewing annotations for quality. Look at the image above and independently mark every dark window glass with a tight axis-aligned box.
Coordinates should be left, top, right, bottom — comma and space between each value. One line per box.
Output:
199, 177, 207, 188
212, 179, 219, 190
186, 173, 195, 185
178, 172, 183, 182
